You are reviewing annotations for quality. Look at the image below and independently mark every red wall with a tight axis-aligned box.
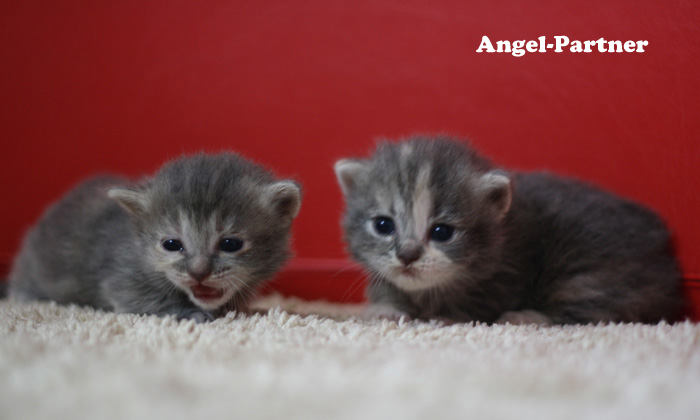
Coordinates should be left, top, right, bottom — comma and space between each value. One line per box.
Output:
1, 1, 699, 310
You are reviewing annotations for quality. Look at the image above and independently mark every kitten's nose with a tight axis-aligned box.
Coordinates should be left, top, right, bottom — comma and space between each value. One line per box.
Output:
188, 255, 213, 283
397, 245, 423, 267
189, 267, 212, 283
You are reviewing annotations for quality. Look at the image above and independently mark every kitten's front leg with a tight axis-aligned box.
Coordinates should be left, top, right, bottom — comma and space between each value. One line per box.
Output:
363, 278, 415, 322
496, 310, 552, 325
171, 307, 216, 323
110, 300, 216, 323
113, 299, 216, 323
363, 303, 412, 322
103, 275, 216, 323
217, 296, 252, 317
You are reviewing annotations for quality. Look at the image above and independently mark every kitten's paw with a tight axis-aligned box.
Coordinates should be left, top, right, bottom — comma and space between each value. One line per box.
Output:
363, 304, 412, 322
177, 309, 216, 323
219, 299, 250, 317
497, 310, 551, 326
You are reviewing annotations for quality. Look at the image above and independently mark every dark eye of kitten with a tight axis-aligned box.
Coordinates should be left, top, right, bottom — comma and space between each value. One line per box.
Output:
162, 239, 184, 252
220, 238, 244, 253
374, 217, 395, 236
429, 224, 455, 242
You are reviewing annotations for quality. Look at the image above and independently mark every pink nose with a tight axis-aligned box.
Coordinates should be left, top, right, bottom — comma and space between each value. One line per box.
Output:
397, 246, 423, 267
189, 268, 212, 283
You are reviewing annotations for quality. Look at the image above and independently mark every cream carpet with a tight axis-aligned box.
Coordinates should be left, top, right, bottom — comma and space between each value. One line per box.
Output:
1, 295, 699, 420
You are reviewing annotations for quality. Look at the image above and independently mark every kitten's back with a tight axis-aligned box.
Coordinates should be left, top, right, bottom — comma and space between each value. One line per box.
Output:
510, 172, 682, 322
9, 176, 133, 307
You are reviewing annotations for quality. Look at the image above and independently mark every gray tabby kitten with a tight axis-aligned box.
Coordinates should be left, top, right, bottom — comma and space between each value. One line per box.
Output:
335, 136, 682, 324
9, 153, 301, 322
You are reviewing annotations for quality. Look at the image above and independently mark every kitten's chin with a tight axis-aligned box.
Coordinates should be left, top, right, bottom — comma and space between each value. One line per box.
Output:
389, 275, 435, 292
386, 268, 455, 292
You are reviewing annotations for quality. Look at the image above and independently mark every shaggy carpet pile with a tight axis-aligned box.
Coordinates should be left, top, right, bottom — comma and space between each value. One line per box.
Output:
1, 295, 699, 420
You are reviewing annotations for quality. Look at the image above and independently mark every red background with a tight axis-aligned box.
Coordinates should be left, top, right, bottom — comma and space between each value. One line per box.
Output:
1, 1, 699, 316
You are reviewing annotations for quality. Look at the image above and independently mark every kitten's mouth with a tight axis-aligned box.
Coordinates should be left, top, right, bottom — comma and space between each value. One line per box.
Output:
399, 266, 419, 277
190, 285, 224, 301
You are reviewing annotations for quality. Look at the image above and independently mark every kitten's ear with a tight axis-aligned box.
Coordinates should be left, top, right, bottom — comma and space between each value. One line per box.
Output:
334, 159, 366, 195
264, 181, 302, 220
107, 187, 149, 215
477, 170, 512, 219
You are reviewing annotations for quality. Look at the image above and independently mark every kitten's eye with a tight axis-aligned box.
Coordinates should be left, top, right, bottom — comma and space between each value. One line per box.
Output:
374, 217, 395, 236
162, 239, 183, 252
219, 238, 244, 253
429, 224, 455, 242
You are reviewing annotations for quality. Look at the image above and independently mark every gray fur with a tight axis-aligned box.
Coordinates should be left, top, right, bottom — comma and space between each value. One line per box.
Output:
9, 153, 301, 322
335, 136, 683, 324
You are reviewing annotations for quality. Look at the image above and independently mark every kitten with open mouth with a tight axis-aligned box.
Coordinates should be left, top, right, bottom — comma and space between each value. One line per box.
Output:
9, 152, 301, 322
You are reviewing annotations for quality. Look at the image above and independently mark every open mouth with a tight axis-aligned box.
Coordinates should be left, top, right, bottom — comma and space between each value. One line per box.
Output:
400, 267, 418, 277
190, 285, 224, 301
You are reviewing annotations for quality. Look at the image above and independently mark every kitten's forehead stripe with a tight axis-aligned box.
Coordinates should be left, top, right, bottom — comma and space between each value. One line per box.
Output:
178, 210, 189, 237
393, 194, 406, 221
209, 213, 217, 233
412, 164, 433, 240
178, 210, 200, 251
